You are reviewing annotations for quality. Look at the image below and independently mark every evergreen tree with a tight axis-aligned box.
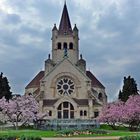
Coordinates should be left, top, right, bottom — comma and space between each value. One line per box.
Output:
118, 90, 122, 100
0, 72, 12, 100
118, 76, 138, 102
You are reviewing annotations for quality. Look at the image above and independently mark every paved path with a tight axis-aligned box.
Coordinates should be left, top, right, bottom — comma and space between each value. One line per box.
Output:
42, 136, 121, 140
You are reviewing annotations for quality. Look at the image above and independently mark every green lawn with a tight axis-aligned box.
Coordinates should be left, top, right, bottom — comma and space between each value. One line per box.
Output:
0, 130, 56, 137
0, 130, 139, 137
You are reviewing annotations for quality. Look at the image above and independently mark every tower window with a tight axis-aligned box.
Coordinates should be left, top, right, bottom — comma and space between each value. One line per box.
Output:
69, 42, 73, 49
57, 42, 61, 49
63, 42, 67, 49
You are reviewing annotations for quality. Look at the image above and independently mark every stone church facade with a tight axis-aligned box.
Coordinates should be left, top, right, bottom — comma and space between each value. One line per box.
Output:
25, 3, 107, 120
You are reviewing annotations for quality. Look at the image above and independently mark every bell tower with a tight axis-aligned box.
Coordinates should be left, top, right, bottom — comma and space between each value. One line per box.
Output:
52, 3, 79, 64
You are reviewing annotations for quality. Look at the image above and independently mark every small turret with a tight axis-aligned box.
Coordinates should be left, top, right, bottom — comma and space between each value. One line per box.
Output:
45, 54, 54, 75
73, 24, 79, 37
73, 24, 78, 31
77, 54, 86, 73
52, 24, 58, 39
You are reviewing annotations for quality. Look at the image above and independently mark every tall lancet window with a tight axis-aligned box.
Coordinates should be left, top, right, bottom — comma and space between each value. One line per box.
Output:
63, 42, 67, 49
57, 42, 61, 49
63, 42, 68, 57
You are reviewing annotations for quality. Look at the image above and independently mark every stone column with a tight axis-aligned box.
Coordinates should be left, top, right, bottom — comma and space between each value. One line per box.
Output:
88, 99, 93, 119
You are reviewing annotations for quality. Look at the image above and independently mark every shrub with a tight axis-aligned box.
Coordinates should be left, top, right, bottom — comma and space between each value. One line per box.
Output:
100, 124, 129, 131
57, 129, 108, 136
119, 135, 140, 140
0, 136, 16, 140
0, 135, 42, 140
89, 129, 108, 134
57, 129, 74, 135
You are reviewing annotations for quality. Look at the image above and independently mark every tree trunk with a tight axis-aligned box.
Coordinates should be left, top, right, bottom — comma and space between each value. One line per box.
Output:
15, 120, 18, 130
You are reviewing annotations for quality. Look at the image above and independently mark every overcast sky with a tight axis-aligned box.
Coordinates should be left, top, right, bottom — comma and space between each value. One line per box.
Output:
0, 0, 140, 101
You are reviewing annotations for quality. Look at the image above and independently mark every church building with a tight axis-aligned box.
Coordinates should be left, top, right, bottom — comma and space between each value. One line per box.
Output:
25, 3, 107, 120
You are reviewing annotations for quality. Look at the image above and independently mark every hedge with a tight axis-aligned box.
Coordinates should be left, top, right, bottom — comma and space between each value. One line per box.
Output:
119, 135, 140, 140
0, 135, 42, 140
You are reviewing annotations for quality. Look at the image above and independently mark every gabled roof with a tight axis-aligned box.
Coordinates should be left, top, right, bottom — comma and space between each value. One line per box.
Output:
43, 99, 58, 106
72, 98, 101, 106
43, 57, 90, 81
58, 3, 72, 35
25, 71, 44, 89
86, 71, 105, 89
72, 98, 88, 106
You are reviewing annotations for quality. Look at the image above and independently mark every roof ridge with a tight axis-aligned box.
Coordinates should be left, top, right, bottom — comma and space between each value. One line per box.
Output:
25, 71, 44, 89
86, 71, 105, 89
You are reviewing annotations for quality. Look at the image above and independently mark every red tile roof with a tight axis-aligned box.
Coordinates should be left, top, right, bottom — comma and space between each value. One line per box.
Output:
86, 71, 105, 89
25, 71, 44, 89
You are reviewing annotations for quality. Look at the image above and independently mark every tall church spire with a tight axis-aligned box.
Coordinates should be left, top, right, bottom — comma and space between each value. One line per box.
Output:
59, 2, 72, 35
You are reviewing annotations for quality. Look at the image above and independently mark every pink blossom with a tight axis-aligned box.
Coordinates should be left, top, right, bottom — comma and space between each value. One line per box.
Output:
98, 95, 140, 130
0, 95, 46, 130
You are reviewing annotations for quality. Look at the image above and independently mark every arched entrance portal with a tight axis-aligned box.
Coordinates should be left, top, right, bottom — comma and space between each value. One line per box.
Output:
57, 102, 74, 119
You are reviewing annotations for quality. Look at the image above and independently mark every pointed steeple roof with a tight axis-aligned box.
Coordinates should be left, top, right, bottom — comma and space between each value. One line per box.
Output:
58, 2, 72, 35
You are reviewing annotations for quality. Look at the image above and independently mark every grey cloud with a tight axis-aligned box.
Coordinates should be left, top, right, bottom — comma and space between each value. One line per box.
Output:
4, 13, 21, 24
0, 0, 140, 101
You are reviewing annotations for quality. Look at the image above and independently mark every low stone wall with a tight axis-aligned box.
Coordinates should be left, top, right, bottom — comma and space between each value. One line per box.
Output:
36, 119, 99, 130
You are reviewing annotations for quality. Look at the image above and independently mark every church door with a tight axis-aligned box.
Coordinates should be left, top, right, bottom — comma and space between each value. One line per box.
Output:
57, 102, 74, 119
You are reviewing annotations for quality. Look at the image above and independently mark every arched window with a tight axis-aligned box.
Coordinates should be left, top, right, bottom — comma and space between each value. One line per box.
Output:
57, 42, 61, 49
98, 93, 103, 101
80, 110, 83, 116
94, 111, 99, 118
69, 42, 73, 49
49, 111, 52, 116
63, 42, 67, 49
57, 102, 74, 119
84, 110, 87, 116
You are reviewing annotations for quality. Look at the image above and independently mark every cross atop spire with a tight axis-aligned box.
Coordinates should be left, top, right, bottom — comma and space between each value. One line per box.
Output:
58, 2, 72, 35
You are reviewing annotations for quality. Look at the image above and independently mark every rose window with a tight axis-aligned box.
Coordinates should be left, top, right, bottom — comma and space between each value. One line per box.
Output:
57, 78, 74, 95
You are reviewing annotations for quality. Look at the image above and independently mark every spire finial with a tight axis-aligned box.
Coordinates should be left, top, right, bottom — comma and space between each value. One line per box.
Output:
48, 54, 50, 59
64, 0, 66, 5
80, 54, 83, 59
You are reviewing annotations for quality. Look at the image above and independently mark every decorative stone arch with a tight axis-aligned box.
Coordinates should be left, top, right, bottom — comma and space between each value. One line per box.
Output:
50, 72, 81, 88
54, 97, 77, 108
54, 97, 78, 119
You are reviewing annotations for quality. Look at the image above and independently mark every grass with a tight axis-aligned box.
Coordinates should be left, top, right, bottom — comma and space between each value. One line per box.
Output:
0, 124, 139, 138
0, 129, 139, 137
0, 130, 57, 137
100, 124, 129, 131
